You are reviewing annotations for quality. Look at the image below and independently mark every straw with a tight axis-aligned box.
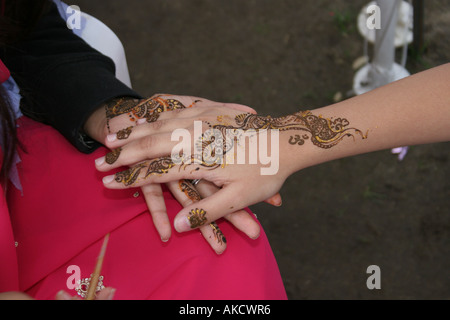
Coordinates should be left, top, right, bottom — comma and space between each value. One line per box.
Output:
86, 233, 110, 300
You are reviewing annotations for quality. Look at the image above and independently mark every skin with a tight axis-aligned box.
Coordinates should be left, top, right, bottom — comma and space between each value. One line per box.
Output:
86, 94, 279, 253
94, 63, 450, 233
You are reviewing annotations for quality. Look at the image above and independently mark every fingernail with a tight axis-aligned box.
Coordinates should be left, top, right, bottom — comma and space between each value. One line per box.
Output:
161, 237, 169, 243
266, 197, 282, 207
136, 118, 147, 125
102, 175, 115, 184
174, 216, 191, 233
56, 290, 72, 300
107, 134, 117, 142
95, 156, 105, 166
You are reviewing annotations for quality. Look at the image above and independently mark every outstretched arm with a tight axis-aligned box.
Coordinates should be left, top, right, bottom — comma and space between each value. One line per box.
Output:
95, 63, 450, 232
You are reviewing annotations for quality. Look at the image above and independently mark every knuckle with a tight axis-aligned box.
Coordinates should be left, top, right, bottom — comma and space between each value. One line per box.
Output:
139, 135, 155, 151
180, 197, 194, 207
169, 108, 184, 116
149, 209, 167, 218
143, 188, 164, 199
149, 118, 167, 131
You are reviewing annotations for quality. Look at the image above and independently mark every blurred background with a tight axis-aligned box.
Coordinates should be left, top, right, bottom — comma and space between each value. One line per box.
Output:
71, 0, 450, 299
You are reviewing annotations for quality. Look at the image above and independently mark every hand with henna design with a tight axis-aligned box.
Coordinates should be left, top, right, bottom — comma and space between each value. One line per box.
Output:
95, 104, 303, 233
95, 64, 450, 234
85, 94, 281, 252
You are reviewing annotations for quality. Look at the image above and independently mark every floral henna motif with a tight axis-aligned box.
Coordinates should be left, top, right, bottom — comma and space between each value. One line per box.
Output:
105, 97, 140, 132
113, 109, 367, 187
188, 208, 207, 228
129, 97, 183, 122
116, 126, 133, 140
113, 157, 176, 187
290, 111, 368, 149
178, 180, 225, 244
211, 110, 368, 150
114, 163, 147, 186
105, 147, 122, 165
105, 95, 199, 134
144, 156, 176, 178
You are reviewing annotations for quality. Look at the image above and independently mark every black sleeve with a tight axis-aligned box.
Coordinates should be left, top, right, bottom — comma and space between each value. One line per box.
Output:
0, 3, 142, 153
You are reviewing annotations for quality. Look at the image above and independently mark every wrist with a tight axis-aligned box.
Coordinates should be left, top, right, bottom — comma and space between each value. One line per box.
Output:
276, 109, 369, 177
83, 97, 142, 144
83, 105, 108, 144
277, 130, 317, 178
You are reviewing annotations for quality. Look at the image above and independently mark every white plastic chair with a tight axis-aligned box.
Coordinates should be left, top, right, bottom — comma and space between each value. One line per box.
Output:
56, 1, 132, 88
78, 11, 133, 88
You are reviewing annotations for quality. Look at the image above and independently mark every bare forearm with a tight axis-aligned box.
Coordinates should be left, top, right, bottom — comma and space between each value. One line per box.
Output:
282, 63, 450, 174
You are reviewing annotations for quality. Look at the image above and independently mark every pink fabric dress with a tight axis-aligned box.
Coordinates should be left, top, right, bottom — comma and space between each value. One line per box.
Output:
5, 116, 287, 300
0, 184, 19, 292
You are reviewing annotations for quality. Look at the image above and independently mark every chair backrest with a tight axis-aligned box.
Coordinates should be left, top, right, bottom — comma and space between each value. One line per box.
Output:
79, 12, 132, 88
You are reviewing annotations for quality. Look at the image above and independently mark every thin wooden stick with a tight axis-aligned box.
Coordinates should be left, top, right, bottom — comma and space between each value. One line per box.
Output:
86, 233, 110, 300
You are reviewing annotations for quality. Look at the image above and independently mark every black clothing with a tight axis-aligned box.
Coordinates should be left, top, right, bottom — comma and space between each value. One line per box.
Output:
1, 3, 141, 153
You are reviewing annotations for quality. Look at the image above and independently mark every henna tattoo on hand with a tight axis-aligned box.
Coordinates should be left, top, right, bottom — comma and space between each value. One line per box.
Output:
188, 208, 207, 228
105, 95, 200, 135
114, 163, 147, 186
116, 126, 133, 140
191, 110, 367, 166
105, 97, 140, 133
178, 180, 225, 244
144, 156, 176, 178
113, 156, 176, 186
131, 96, 185, 122
105, 147, 122, 165
179, 180, 202, 202
175, 110, 368, 172
112, 108, 367, 187
210, 221, 226, 245
227, 111, 368, 149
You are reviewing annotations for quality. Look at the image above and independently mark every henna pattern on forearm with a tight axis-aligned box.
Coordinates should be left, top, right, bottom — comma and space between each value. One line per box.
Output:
113, 110, 367, 186
182, 110, 367, 171
214, 111, 368, 149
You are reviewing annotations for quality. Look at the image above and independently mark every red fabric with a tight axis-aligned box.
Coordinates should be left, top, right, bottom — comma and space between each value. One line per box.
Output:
0, 59, 19, 292
0, 59, 10, 84
7, 117, 287, 299
0, 183, 20, 292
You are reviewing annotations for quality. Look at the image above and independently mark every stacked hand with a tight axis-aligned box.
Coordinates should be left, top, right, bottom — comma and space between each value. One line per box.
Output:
86, 94, 284, 254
